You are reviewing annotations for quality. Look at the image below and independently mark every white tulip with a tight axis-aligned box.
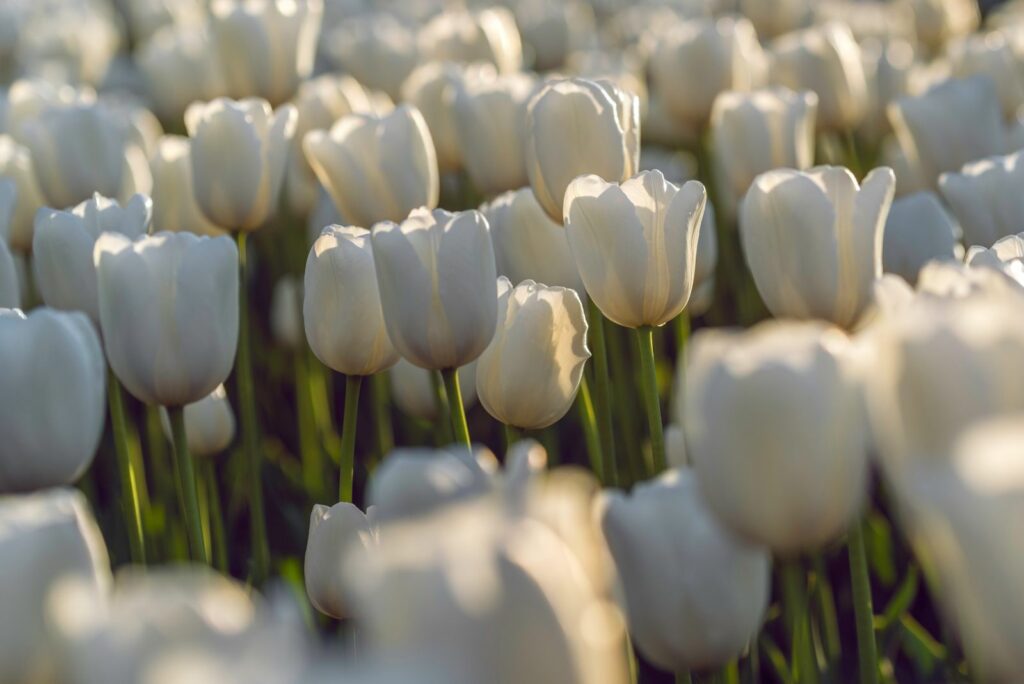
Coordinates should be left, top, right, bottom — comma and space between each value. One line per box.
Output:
525, 78, 640, 222
304, 502, 377, 619
159, 385, 236, 458
514, 0, 594, 71
1, 78, 87, 144
418, 7, 522, 75
682, 321, 868, 553
913, 0, 980, 51
939, 149, 1024, 249
600, 468, 771, 672
326, 13, 419, 101
690, 201, 719, 317
303, 225, 399, 376
860, 39, 917, 144
270, 275, 303, 349
649, 16, 766, 128
33, 193, 152, 324
94, 231, 239, 407
0, 309, 105, 492
966, 233, 1024, 277
136, 24, 226, 125
738, 0, 812, 39
389, 358, 478, 421
304, 106, 439, 228
0, 241, 17, 309
564, 170, 706, 328
0, 135, 45, 252
371, 208, 497, 370
149, 136, 225, 237
947, 32, 1024, 120
741, 165, 895, 329
882, 191, 960, 284
185, 97, 297, 231
0, 488, 110, 683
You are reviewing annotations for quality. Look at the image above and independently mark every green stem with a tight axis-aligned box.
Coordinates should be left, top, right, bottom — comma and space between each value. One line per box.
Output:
295, 349, 323, 502
236, 231, 269, 582
107, 369, 146, 564
813, 555, 842, 669
430, 369, 453, 445
203, 459, 229, 573
370, 372, 395, 466
339, 374, 363, 502
635, 326, 665, 474
782, 560, 819, 684
586, 298, 617, 485
576, 375, 604, 481
503, 423, 518, 453
168, 405, 209, 564
674, 312, 690, 357
441, 367, 471, 449
848, 520, 879, 684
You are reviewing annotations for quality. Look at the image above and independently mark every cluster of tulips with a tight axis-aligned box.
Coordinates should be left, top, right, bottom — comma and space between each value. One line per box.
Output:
5, 0, 1024, 681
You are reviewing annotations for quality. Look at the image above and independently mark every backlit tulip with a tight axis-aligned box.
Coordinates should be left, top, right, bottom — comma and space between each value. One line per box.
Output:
740, 165, 896, 329
304, 106, 439, 228
860, 39, 917, 144
33, 193, 152, 323
94, 231, 239, 407
768, 22, 868, 130
210, 0, 322, 106
453, 73, 535, 196
649, 16, 766, 128
325, 13, 419, 101
0, 488, 110, 683
939, 149, 1024, 249
185, 97, 297, 231
389, 358, 478, 421
159, 385, 236, 458
476, 278, 588, 430
418, 7, 522, 75
270, 276, 303, 349
947, 32, 1024, 120
303, 225, 399, 376
564, 170, 706, 328
136, 24, 226, 126
682, 321, 868, 552
0, 135, 44, 252
149, 136, 224, 237
305, 502, 376, 619
371, 208, 497, 370
967, 233, 1024, 277
514, 0, 594, 71
0, 308, 105, 492
689, 201, 719, 316
525, 78, 640, 222
882, 191, 960, 284
601, 468, 771, 672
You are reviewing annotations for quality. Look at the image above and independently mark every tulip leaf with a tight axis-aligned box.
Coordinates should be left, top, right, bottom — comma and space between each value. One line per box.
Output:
864, 512, 897, 587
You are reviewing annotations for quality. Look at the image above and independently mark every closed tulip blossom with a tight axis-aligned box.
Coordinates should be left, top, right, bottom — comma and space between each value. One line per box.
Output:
525, 78, 640, 222
418, 7, 522, 75
159, 385, 236, 458
270, 275, 303, 349
389, 358, 478, 421
689, 202, 719, 317
136, 24, 226, 126
0, 308, 105, 492
185, 97, 297, 231
475, 278, 589, 430
939, 149, 1024, 249
209, 0, 322, 106
33, 193, 152, 324
601, 468, 771, 673
740, 165, 896, 329
682, 321, 868, 553
304, 502, 377, 619
649, 16, 766, 129
304, 106, 439, 228
0, 135, 45, 252
967, 234, 1024, 281
148, 136, 224, 237
325, 12, 419, 101
947, 32, 1024, 120
882, 191, 960, 285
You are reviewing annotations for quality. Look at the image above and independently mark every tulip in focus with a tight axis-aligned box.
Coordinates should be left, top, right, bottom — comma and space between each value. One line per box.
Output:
939, 149, 1024, 249
305, 502, 376, 619
882, 191, 960, 285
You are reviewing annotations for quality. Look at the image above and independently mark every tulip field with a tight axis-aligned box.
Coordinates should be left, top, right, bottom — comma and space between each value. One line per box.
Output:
5, 0, 1024, 682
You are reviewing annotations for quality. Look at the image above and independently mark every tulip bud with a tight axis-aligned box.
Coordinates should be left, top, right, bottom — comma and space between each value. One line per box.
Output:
741, 165, 896, 329
564, 170, 706, 328
738, 0, 812, 39
418, 7, 522, 75
33, 193, 152, 323
136, 24, 226, 126
325, 13, 419, 101
304, 226, 399, 376
94, 231, 239, 407
600, 468, 771, 672
389, 358, 478, 421
149, 136, 224, 237
270, 275, 303, 349
710, 87, 817, 214
304, 106, 439, 228
453, 73, 535, 197
209, 0, 322, 106
0, 135, 44, 252
185, 97, 297, 231
939, 149, 1024, 249
525, 78, 640, 222
682, 321, 868, 553
768, 22, 869, 131
947, 32, 1024, 120
304, 502, 376, 619
883, 191, 960, 285
649, 17, 766, 128
0, 309, 106, 491
159, 385, 236, 458
371, 208, 497, 370
0, 488, 110, 683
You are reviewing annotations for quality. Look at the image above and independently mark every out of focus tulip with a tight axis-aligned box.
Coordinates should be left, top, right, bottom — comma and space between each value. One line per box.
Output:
453, 73, 535, 196
738, 0, 812, 39
525, 78, 639, 222
601, 468, 771, 672
859, 39, 917, 144
689, 202, 719, 317
305, 502, 376, 619
0, 309, 105, 491
33, 193, 152, 323
136, 24, 226, 126
1, 78, 88, 144
326, 13, 419, 101
371, 208, 497, 370
0, 135, 44, 252
564, 170, 706, 328
912, 0, 979, 51
882, 191, 960, 284
514, 0, 594, 71
475, 278, 588, 429
649, 17, 766, 128
0, 488, 110, 683
159, 385, 236, 458
149, 136, 224, 237
740, 165, 895, 329
967, 233, 1024, 276
270, 276, 303, 349
768, 22, 868, 131
939, 149, 1024, 249
304, 226, 399, 376
94, 232, 239, 406
664, 424, 687, 468
418, 7, 522, 75
682, 321, 868, 553
947, 32, 1024, 120
0, 182, 19, 307
304, 106, 439, 228
483, 187, 582, 293
389, 358, 478, 421
185, 98, 297, 231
